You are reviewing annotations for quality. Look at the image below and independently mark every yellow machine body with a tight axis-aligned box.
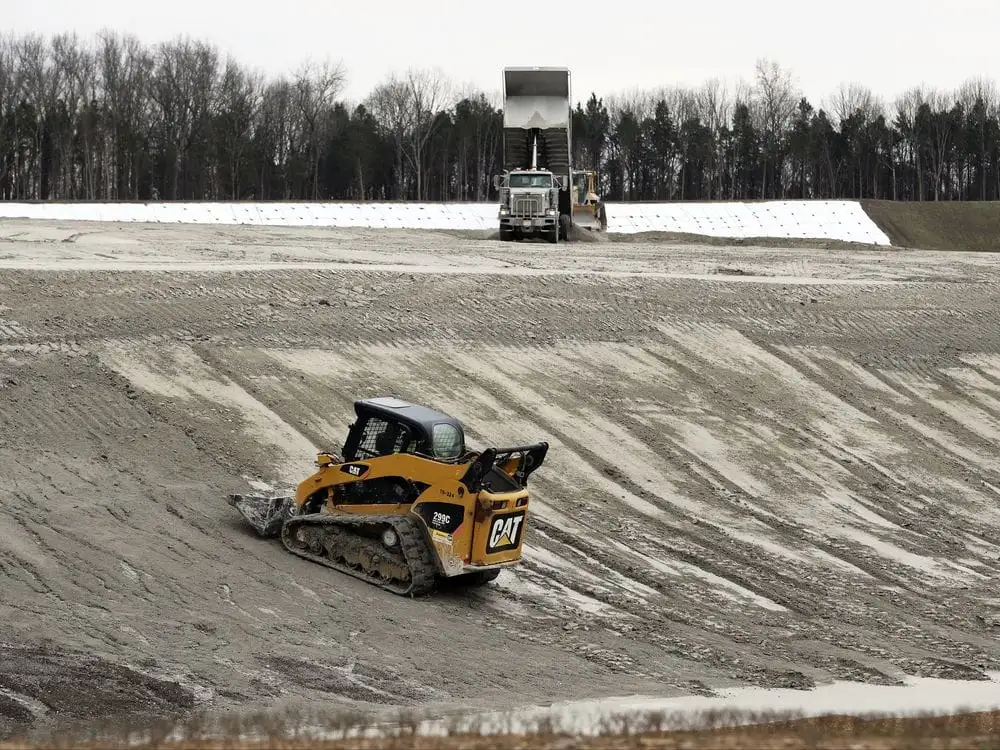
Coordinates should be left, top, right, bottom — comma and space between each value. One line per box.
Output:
294, 449, 531, 574
228, 397, 547, 596
571, 169, 607, 230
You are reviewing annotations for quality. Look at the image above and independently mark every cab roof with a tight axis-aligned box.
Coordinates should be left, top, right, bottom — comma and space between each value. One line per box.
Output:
355, 397, 464, 435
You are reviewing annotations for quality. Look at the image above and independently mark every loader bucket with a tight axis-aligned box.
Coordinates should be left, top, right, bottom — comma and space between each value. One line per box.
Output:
502, 67, 570, 130
572, 205, 601, 231
227, 492, 294, 538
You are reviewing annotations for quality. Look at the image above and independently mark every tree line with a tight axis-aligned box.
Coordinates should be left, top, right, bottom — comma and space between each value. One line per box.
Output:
2, 30, 1000, 204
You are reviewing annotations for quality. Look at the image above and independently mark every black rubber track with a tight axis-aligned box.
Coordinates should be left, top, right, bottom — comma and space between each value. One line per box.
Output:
280, 512, 438, 596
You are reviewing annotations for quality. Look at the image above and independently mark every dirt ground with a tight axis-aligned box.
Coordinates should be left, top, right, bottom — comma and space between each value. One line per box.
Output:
2, 220, 1000, 735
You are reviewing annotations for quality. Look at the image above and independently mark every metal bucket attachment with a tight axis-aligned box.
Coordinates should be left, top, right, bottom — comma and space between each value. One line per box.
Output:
572, 205, 601, 230
227, 492, 294, 538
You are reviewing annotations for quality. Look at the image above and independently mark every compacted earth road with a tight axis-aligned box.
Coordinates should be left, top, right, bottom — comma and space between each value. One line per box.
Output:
1, 220, 1000, 733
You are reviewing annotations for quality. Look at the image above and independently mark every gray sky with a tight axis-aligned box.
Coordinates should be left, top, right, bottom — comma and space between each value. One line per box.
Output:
9, 0, 1000, 109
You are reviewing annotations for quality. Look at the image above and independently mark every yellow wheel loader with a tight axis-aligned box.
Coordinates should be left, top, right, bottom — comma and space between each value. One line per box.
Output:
228, 397, 548, 596
571, 169, 608, 232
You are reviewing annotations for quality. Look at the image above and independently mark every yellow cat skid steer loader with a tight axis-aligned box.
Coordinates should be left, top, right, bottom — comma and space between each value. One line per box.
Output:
228, 397, 548, 596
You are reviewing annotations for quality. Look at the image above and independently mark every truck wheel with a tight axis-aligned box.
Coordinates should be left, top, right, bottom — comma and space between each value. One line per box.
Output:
548, 227, 559, 244
559, 214, 571, 240
499, 227, 513, 241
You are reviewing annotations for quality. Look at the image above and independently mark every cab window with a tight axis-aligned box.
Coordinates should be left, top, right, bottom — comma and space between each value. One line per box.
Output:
357, 418, 414, 458
431, 423, 463, 459
509, 174, 553, 188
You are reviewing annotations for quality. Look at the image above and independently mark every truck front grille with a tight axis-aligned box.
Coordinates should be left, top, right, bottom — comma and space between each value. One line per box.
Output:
512, 192, 544, 217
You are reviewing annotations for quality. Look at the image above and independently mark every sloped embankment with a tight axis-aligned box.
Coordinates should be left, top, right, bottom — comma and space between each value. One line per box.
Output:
1, 222, 1000, 735
861, 199, 1000, 252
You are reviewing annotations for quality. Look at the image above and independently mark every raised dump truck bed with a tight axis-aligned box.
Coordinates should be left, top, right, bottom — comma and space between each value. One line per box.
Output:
495, 66, 605, 240
502, 67, 571, 185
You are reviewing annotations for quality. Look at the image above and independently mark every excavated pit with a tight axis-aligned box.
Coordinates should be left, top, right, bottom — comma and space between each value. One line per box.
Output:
2, 220, 1000, 731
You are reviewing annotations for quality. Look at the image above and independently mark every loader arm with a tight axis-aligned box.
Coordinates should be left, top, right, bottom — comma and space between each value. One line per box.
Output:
495, 442, 549, 486
460, 442, 549, 492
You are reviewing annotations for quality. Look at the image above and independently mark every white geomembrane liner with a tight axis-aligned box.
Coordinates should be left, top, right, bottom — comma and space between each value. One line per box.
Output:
0, 200, 892, 245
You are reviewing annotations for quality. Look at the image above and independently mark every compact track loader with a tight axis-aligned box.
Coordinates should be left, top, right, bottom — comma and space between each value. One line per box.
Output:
228, 397, 548, 596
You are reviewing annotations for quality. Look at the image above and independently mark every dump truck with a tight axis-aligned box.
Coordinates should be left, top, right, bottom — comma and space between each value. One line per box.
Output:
228, 397, 548, 596
493, 67, 606, 242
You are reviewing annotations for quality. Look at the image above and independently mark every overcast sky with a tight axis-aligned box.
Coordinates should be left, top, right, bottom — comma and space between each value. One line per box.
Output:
9, 0, 1000, 109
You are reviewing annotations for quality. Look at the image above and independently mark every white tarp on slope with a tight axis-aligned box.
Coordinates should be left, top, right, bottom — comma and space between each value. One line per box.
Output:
0, 200, 892, 245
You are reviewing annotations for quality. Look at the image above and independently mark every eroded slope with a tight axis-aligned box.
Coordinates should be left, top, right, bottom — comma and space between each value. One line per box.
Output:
1, 222, 1000, 732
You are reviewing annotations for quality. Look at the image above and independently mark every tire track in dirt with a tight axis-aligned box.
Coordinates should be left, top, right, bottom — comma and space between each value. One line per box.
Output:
648, 320, 992, 584
32, 338, 1000, 688
2, 345, 690, 732
330, 344, 984, 684
437, 343, 810, 614
759, 343, 1000, 565
234, 343, 819, 685
618, 325, 1000, 663
7, 224, 1000, 730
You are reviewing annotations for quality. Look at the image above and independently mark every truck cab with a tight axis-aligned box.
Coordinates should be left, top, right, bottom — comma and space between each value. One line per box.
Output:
494, 168, 566, 243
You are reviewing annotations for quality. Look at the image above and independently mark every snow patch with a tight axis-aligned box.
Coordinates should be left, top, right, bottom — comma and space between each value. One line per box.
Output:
418, 671, 1000, 736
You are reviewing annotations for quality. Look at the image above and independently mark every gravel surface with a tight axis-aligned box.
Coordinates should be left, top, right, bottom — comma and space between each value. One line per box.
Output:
2, 220, 1000, 733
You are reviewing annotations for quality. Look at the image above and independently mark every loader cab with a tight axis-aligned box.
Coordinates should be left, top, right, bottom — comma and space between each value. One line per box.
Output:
572, 171, 589, 205
342, 397, 467, 463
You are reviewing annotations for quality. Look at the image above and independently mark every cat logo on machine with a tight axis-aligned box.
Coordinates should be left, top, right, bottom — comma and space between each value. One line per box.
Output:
486, 511, 525, 554
340, 463, 369, 478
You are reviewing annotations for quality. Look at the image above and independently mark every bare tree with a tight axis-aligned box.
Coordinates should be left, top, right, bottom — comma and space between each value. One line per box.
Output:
148, 35, 218, 199
894, 85, 928, 200
367, 75, 412, 199
13, 33, 48, 199
293, 57, 346, 199
607, 87, 655, 122
753, 58, 799, 197
825, 82, 885, 198
50, 32, 90, 197
925, 88, 956, 200
99, 30, 153, 199
216, 58, 262, 199
957, 76, 998, 199
696, 78, 730, 197
956, 75, 998, 113
0, 32, 23, 198
256, 78, 296, 198
403, 67, 452, 201
72, 35, 100, 198
666, 86, 699, 200
827, 82, 883, 128
367, 67, 453, 200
